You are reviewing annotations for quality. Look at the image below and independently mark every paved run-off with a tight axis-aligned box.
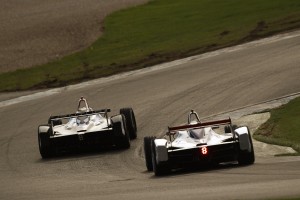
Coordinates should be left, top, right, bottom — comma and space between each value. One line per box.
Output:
0, 0, 148, 72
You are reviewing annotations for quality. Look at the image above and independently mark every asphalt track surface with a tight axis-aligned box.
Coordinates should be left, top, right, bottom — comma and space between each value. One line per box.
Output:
0, 0, 148, 72
1, 32, 300, 200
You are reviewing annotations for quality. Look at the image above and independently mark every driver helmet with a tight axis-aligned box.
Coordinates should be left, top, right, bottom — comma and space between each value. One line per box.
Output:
76, 97, 92, 124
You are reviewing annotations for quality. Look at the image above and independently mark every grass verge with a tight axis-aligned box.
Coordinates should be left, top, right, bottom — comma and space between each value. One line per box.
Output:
253, 97, 300, 155
2, 0, 300, 91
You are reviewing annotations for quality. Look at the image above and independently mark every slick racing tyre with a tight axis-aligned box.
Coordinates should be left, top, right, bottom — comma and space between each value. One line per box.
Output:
38, 125, 54, 158
144, 136, 156, 171
48, 117, 62, 126
238, 127, 255, 165
151, 139, 170, 176
120, 108, 137, 139
224, 124, 238, 133
111, 115, 130, 149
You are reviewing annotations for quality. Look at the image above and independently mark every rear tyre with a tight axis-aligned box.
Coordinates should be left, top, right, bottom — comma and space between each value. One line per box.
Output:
144, 136, 155, 171
38, 125, 54, 158
111, 115, 130, 149
151, 139, 170, 176
238, 127, 255, 165
120, 108, 137, 139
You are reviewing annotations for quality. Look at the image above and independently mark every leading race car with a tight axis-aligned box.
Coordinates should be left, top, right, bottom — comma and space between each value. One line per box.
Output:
38, 97, 137, 158
144, 110, 255, 176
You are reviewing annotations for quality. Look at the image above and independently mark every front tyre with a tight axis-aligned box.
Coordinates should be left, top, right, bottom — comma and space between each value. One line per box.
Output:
224, 124, 238, 133
48, 117, 62, 126
120, 108, 137, 139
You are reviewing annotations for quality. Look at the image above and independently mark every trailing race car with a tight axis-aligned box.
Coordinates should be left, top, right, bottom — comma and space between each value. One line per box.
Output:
144, 110, 255, 176
38, 97, 137, 158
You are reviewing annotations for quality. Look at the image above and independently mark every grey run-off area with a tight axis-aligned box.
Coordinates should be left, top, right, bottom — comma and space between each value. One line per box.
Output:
0, 0, 149, 72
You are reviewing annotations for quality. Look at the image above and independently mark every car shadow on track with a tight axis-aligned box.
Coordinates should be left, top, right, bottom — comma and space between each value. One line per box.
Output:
36, 146, 128, 163
147, 162, 251, 178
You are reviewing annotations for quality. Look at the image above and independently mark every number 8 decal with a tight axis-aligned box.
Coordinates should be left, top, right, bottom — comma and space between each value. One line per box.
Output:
201, 147, 208, 155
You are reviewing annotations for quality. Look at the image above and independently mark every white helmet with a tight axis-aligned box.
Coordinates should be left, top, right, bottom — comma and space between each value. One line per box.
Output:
76, 97, 92, 124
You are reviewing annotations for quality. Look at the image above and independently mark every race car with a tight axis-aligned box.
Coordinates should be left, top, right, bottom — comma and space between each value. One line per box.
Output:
144, 110, 255, 176
38, 97, 137, 158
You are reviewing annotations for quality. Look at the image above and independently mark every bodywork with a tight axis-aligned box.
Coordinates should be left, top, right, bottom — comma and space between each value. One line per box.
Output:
42, 109, 117, 150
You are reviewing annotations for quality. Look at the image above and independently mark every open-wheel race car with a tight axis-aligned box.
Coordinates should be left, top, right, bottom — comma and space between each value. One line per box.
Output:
144, 110, 255, 176
38, 97, 137, 158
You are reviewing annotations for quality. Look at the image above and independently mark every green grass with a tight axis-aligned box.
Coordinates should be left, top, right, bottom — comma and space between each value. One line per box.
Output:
254, 97, 300, 155
272, 198, 300, 200
2, 0, 300, 91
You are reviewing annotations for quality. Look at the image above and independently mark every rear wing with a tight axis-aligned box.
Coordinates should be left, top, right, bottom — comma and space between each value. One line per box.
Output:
166, 118, 234, 143
49, 109, 111, 121
168, 118, 232, 133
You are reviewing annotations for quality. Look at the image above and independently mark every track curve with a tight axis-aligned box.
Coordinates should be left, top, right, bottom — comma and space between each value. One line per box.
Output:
0, 31, 300, 199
